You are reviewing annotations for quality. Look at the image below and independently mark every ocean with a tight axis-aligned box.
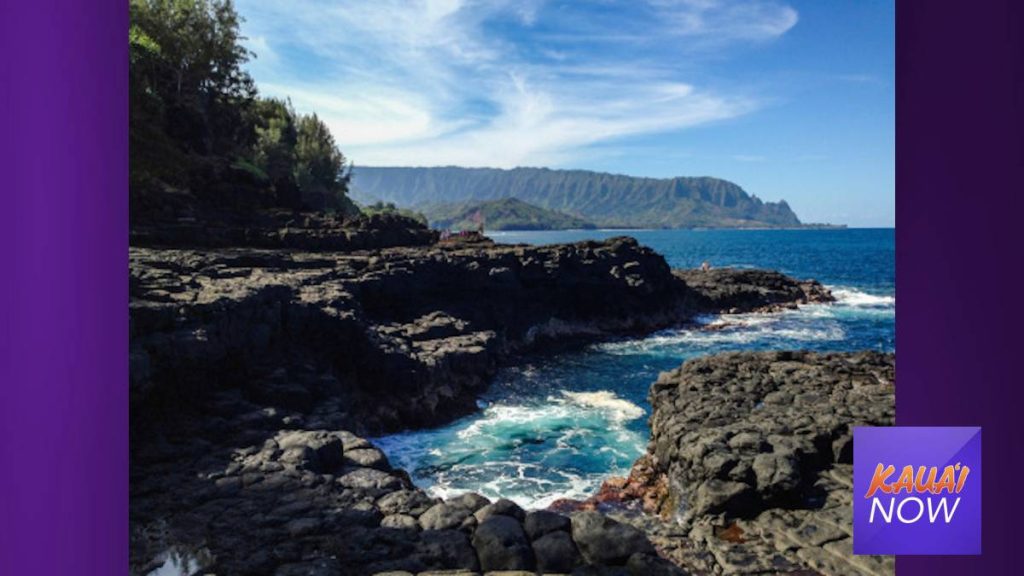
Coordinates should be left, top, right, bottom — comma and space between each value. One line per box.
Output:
374, 228, 895, 509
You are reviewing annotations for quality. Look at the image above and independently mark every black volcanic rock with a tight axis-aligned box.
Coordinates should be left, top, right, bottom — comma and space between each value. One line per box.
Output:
130, 236, 693, 434
130, 230, 839, 575
616, 350, 895, 575
646, 351, 894, 522
532, 530, 583, 573
130, 417, 667, 575
472, 515, 535, 571
130, 237, 831, 434
674, 268, 833, 313
571, 511, 656, 565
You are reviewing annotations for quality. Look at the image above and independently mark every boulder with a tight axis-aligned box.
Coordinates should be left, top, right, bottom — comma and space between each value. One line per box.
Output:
532, 530, 581, 573
473, 498, 526, 523
692, 480, 756, 517
523, 510, 571, 540
471, 515, 535, 572
419, 502, 476, 531
377, 490, 437, 517
449, 492, 491, 512
570, 511, 654, 565
275, 430, 345, 473
380, 514, 419, 530
412, 529, 480, 572
337, 468, 403, 491
344, 448, 390, 470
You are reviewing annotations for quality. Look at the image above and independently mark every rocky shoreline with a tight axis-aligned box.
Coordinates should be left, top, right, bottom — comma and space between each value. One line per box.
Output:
580, 351, 895, 575
130, 218, 873, 576
130, 234, 830, 434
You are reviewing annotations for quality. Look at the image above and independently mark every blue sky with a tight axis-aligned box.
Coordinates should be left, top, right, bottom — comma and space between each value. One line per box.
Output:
236, 0, 894, 227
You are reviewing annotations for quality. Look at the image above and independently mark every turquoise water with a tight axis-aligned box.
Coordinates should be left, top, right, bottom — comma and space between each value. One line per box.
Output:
376, 229, 895, 508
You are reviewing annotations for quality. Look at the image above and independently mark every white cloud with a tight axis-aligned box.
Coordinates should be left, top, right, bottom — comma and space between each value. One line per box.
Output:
236, 0, 797, 168
657, 0, 799, 41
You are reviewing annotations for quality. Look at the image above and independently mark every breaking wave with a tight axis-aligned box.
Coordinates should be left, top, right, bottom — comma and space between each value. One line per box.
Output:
375, 390, 646, 509
561, 390, 646, 422
831, 287, 895, 308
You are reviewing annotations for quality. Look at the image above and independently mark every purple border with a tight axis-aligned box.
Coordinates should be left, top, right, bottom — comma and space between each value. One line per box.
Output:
896, 0, 1024, 574
1, 1, 1022, 575
0, 1, 127, 575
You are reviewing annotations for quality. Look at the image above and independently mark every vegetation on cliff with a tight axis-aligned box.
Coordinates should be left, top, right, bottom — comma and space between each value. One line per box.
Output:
359, 201, 429, 226
129, 0, 355, 220
352, 166, 804, 229
424, 197, 596, 231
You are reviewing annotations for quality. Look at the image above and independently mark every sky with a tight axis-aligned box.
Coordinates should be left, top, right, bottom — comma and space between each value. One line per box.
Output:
236, 0, 894, 227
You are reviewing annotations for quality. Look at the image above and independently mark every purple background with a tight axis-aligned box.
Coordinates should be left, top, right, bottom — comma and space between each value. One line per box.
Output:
0, 1, 128, 575
895, 0, 1024, 573
854, 427, 981, 555
1, 0, 1023, 574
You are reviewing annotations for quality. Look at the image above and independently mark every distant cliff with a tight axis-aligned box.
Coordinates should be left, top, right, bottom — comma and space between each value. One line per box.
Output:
424, 197, 596, 231
351, 166, 803, 229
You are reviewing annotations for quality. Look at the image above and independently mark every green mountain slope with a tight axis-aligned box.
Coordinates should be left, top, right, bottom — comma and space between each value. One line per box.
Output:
350, 166, 803, 229
424, 197, 595, 231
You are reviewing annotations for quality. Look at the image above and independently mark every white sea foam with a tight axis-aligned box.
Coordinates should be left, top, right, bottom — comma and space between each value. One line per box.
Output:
831, 287, 895, 308
423, 460, 624, 509
597, 309, 846, 354
561, 390, 645, 422
374, 388, 647, 509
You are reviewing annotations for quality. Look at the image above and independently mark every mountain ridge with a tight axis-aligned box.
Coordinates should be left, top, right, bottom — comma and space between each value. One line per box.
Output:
351, 166, 806, 229
423, 197, 596, 231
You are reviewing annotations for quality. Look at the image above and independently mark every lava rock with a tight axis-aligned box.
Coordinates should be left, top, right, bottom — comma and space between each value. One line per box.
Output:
419, 502, 477, 532
413, 529, 480, 572
275, 430, 345, 473
380, 514, 419, 530
472, 515, 535, 572
523, 510, 571, 540
337, 468, 403, 491
532, 530, 582, 573
570, 511, 655, 565
474, 498, 526, 523
625, 552, 689, 576
645, 351, 895, 522
377, 490, 437, 517
344, 448, 390, 470
274, 557, 341, 576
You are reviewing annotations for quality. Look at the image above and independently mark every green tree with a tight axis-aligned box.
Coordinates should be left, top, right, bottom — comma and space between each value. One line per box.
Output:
294, 113, 353, 212
253, 98, 300, 207
130, 0, 361, 217
130, 0, 256, 179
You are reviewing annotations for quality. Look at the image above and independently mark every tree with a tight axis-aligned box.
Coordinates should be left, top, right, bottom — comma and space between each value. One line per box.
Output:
253, 98, 300, 207
294, 113, 353, 212
130, 0, 360, 217
130, 0, 256, 176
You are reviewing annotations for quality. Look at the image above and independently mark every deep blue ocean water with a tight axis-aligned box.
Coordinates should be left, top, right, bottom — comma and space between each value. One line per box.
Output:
375, 229, 895, 508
